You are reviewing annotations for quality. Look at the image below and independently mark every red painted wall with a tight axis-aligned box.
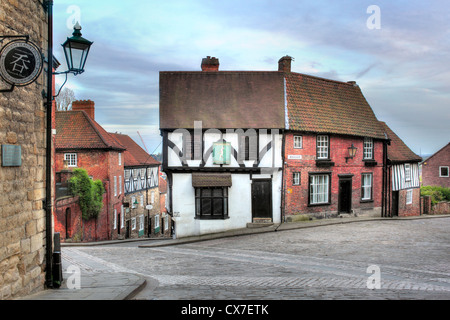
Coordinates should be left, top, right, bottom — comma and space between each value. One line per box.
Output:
284, 133, 384, 218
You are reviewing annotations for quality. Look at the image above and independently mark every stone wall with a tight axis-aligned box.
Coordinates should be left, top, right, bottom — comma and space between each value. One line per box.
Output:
0, 0, 49, 299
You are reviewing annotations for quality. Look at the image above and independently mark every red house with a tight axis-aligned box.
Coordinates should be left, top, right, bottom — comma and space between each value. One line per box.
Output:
54, 100, 126, 242
281, 56, 389, 219
421, 142, 450, 188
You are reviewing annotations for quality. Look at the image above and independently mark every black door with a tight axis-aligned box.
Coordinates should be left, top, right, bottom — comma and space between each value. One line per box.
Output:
251, 179, 272, 220
392, 191, 399, 216
338, 178, 352, 213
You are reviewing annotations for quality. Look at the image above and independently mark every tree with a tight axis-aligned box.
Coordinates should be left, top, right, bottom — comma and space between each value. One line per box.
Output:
55, 87, 76, 111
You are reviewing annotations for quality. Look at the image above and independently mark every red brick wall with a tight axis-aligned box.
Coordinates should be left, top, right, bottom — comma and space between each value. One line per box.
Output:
422, 144, 450, 188
396, 188, 421, 217
284, 133, 383, 218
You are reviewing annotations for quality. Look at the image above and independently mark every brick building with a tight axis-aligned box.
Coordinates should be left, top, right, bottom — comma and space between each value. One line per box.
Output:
109, 133, 169, 239
55, 100, 126, 241
421, 142, 450, 188
380, 121, 422, 217
282, 56, 388, 219
0, 0, 53, 299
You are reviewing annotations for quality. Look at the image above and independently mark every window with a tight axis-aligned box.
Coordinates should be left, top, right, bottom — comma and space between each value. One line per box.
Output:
140, 194, 144, 207
294, 136, 303, 149
406, 189, 413, 204
316, 135, 329, 159
139, 215, 144, 231
121, 205, 124, 228
293, 172, 301, 186
131, 196, 136, 209
195, 187, 229, 219
119, 176, 122, 195
118, 153, 122, 165
164, 216, 169, 231
183, 131, 203, 160
309, 174, 330, 205
114, 209, 117, 229
361, 173, 373, 201
363, 138, 374, 160
114, 176, 117, 196
404, 164, 411, 182
440, 166, 449, 177
131, 218, 136, 230
239, 134, 258, 161
64, 153, 77, 167
151, 191, 155, 204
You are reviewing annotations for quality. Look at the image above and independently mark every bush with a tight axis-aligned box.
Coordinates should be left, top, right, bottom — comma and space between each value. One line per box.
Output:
69, 168, 105, 220
421, 186, 450, 206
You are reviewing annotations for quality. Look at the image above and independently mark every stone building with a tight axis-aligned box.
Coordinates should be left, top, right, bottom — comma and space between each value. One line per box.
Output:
0, 0, 51, 299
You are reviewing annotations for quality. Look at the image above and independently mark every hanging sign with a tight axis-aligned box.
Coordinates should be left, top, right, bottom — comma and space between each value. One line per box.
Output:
213, 142, 231, 165
0, 40, 43, 87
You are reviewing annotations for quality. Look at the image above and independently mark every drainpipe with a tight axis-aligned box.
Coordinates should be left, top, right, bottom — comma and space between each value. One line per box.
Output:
275, 130, 286, 232
44, 0, 54, 288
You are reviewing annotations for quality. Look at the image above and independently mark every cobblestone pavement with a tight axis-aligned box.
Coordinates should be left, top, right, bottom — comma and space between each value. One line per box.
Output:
62, 218, 450, 300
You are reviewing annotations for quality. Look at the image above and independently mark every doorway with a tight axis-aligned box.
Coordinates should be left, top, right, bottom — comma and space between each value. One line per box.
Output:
392, 191, 399, 216
338, 176, 352, 213
251, 179, 273, 221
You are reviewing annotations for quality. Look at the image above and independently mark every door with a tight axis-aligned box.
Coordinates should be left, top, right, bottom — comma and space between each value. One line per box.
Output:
126, 220, 130, 239
392, 191, 399, 216
251, 179, 272, 220
338, 178, 352, 213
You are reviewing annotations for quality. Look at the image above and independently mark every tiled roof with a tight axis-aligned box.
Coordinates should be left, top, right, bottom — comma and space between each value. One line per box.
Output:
192, 173, 232, 187
379, 121, 422, 163
110, 133, 160, 167
160, 71, 285, 129
55, 111, 126, 151
285, 73, 387, 139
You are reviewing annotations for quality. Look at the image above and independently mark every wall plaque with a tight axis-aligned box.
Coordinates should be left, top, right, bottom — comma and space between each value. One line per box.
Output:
2, 145, 22, 167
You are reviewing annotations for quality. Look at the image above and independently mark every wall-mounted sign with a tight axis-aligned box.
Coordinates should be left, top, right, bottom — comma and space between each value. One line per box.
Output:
288, 155, 302, 160
213, 142, 231, 165
2, 145, 22, 167
0, 40, 43, 87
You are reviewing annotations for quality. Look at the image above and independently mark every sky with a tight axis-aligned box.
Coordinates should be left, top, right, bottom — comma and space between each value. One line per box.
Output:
52, 0, 450, 157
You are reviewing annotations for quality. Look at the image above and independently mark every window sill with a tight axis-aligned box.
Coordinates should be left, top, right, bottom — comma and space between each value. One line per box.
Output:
363, 160, 377, 167
360, 199, 374, 203
308, 202, 331, 207
195, 216, 230, 220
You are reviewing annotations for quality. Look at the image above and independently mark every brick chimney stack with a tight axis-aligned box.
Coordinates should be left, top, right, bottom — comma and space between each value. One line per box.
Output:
72, 100, 95, 120
201, 56, 219, 71
278, 55, 293, 73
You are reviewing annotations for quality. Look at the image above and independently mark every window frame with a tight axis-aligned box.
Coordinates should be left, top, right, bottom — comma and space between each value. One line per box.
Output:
361, 173, 373, 201
293, 172, 301, 186
308, 173, 331, 206
64, 153, 77, 167
439, 166, 449, 177
363, 138, 374, 160
406, 189, 413, 205
195, 187, 229, 219
294, 135, 303, 149
316, 135, 329, 160
404, 163, 412, 182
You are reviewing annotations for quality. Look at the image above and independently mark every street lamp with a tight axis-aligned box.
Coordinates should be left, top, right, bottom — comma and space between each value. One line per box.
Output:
61, 22, 93, 75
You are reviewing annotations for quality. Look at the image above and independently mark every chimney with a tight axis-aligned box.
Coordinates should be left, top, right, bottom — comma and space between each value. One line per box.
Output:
278, 55, 293, 73
201, 56, 219, 71
72, 100, 95, 120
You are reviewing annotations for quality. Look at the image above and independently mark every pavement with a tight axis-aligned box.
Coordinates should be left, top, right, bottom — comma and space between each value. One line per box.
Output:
19, 213, 450, 300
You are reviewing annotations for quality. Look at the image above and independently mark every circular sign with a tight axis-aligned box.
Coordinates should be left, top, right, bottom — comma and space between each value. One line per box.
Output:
0, 40, 43, 86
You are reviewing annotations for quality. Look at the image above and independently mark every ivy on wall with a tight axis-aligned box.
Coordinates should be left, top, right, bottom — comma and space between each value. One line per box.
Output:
69, 168, 105, 220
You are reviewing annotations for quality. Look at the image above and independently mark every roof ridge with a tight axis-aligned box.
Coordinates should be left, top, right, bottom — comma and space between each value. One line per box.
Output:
287, 71, 355, 86
79, 111, 125, 150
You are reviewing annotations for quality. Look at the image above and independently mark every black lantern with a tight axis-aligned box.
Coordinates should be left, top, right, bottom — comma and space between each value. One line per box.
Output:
345, 144, 358, 163
61, 22, 93, 75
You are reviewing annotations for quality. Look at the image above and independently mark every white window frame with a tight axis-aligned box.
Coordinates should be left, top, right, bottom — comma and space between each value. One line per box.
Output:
139, 215, 144, 231
113, 208, 117, 229
131, 217, 136, 230
164, 216, 169, 231
293, 172, 301, 186
118, 152, 122, 165
316, 135, 329, 159
119, 176, 122, 195
121, 205, 124, 228
140, 194, 144, 207
406, 189, 413, 205
404, 164, 411, 182
114, 176, 117, 196
309, 174, 330, 204
131, 196, 136, 209
439, 166, 449, 177
151, 191, 155, 204
294, 135, 303, 149
64, 153, 77, 167
363, 138, 374, 160
361, 173, 373, 201
155, 214, 160, 229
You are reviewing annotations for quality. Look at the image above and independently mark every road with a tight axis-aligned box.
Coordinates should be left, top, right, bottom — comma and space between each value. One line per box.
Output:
62, 217, 450, 300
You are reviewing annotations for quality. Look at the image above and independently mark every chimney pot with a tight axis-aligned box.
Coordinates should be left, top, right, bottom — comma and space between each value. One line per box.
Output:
201, 56, 219, 71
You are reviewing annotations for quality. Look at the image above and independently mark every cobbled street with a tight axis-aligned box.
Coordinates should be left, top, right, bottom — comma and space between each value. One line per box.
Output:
62, 218, 450, 300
